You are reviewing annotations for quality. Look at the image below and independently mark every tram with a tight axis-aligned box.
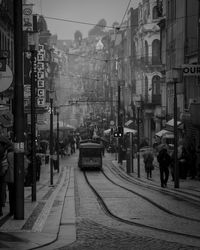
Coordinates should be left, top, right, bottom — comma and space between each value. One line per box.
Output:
78, 140, 103, 170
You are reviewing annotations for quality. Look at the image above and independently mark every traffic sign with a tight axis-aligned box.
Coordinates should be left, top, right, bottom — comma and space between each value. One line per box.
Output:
182, 64, 200, 76
0, 65, 13, 92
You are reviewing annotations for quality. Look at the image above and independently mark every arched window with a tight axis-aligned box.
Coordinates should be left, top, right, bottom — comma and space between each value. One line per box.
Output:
152, 75, 160, 95
152, 6, 158, 19
145, 76, 148, 102
145, 41, 148, 64
152, 39, 160, 65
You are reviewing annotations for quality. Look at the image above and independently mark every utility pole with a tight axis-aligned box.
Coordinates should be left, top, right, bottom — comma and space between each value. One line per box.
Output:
137, 106, 140, 178
57, 110, 60, 173
13, 0, 24, 219
117, 82, 122, 163
174, 78, 179, 188
49, 97, 54, 186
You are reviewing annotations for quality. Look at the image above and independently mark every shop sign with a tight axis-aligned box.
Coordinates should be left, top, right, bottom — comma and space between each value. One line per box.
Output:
37, 45, 46, 107
182, 64, 200, 76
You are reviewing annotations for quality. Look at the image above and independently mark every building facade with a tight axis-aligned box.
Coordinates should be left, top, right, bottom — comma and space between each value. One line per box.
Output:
133, 0, 163, 145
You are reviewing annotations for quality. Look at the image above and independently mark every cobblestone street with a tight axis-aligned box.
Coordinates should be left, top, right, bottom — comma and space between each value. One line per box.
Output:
60, 219, 200, 250
56, 154, 200, 250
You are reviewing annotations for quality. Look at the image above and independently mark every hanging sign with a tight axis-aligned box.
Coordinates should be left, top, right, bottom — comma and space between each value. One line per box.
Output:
23, 4, 33, 32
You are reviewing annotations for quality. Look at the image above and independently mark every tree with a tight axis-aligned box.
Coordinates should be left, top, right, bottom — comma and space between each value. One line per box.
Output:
74, 30, 83, 46
88, 18, 107, 37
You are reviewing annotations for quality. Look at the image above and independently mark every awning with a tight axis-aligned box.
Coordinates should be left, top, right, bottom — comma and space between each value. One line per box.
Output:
165, 119, 183, 128
125, 120, 134, 127
155, 129, 173, 138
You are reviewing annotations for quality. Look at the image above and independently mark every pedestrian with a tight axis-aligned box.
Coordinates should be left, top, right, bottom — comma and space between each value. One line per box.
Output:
178, 146, 188, 179
157, 146, 171, 187
143, 151, 154, 179
0, 140, 10, 216
36, 153, 42, 181
196, 145, 200, 180
24, 152, 32, 187
52, 151, 58, 172
5, 144, 15, 216
188, 143, 197, 179
170, 150, 175, 181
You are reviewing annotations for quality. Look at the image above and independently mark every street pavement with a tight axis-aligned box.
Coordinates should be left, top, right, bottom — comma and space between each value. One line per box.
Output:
0, 151, 199, 249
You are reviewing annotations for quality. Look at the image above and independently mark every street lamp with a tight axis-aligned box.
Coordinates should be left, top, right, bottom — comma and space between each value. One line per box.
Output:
167, 68, 182, 188
56, 108, 60, 173
136, 100, 142, 178
49, 94, 54, 186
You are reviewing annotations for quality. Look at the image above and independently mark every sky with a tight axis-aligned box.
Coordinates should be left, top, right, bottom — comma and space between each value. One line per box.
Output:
31, 0, 141, 40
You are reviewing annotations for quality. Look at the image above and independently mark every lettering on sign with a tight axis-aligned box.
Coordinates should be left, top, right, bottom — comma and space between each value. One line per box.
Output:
38, 89, 45, 97
38, 44, 44, 51
37, 98, 45, 106
37, 62, 44, 71
182, 64, 200, 76
37, 71, 44, 79
37, 79, 45, 88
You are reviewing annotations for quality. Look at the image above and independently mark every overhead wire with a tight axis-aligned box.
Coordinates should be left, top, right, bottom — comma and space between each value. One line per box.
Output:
33, 3, 199, 32
65, 45, 194, 63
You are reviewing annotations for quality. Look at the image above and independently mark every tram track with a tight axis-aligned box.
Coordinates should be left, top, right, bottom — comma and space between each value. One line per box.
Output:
83, 169, 200, 243
105, 162, 200, 205
101, 167, 200, 222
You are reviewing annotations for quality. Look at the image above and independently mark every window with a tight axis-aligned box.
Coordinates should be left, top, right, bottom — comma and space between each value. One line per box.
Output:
152, 75, 160, 95
152, 39, 161, 64
145, 76, 148, 102
153, 6, 158, 19
167, 0, 176, 23
145, 40, 149, 63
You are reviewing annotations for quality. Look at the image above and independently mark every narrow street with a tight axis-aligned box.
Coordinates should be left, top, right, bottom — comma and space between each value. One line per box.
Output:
0, 151, 200, 250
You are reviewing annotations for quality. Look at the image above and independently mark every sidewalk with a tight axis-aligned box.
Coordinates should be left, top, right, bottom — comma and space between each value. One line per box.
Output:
0, 154, 76, 250
111, 153, 200, 200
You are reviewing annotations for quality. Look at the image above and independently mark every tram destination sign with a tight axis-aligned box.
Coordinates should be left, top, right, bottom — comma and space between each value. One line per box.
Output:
182, 64, 200, 76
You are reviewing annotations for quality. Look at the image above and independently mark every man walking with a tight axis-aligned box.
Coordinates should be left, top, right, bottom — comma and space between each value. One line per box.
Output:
157, 146, 171, 187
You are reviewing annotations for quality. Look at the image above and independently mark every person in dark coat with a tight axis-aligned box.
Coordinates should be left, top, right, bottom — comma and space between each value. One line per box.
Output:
36, 154, 42, 181
188, 144, 197, 179
0, 142, 8, 216
178, 146, 189, 179
0, 138, 13, 216
157, 147, 171, 187
143, 151, 154, 179
5, 144, 15, 216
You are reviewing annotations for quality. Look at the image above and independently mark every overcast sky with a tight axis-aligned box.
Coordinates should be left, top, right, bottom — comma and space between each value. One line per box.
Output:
32, 0, 141, 40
